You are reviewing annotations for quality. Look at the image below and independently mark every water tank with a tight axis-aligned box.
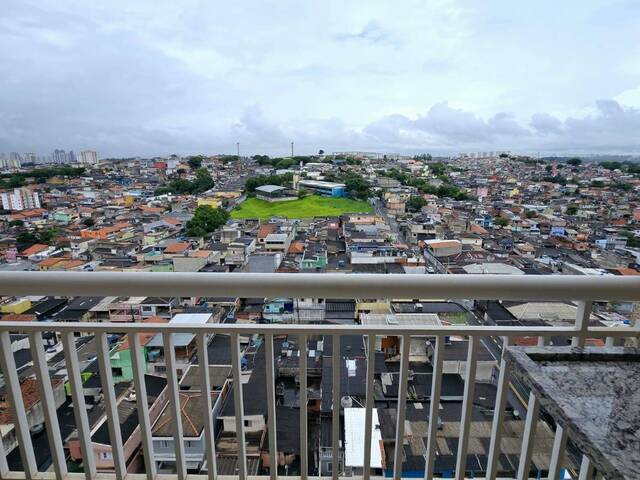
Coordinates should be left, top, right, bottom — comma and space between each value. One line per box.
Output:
340, 396, 353, 408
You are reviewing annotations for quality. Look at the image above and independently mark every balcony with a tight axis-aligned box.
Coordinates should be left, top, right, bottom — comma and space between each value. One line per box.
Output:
0, 271, 638, 480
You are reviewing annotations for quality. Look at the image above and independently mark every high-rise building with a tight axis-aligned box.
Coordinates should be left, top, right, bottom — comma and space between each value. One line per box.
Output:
52, 149, 68, 164
68, 150, 77, 163
0, 187, 41, 211
79, 150, 98, 164
22, 153, 36, 165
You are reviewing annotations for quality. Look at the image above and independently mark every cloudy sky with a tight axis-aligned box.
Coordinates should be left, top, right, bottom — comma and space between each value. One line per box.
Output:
1, 0, 640, 157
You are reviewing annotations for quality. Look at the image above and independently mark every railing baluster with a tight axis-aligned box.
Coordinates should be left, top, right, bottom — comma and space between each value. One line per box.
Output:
231, 332, 248, 480
455, 335, 478, 480
0, 421, 7, 478
578, 455, 594, 480
547, 424, 567, 480
486, 336, 512, 480
61, 331, 97, 480
363, 334, 376, 480
299, 333, 308, 480
197, 332, 217, 480
129, 333, 157, 480
517, 392, 540, 480
393, 334, 411, 480
29, 332, 67, 480
96, 332, 127, 479
424, 335, 444, 480
163, 331, 186, 480
0, 332, 37, 479
265, 333, 278, 480
572, 301, 593, 347
332, 334, 341, 480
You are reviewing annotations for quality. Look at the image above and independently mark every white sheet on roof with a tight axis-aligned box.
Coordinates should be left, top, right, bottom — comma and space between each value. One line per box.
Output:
344, 407, 383, 468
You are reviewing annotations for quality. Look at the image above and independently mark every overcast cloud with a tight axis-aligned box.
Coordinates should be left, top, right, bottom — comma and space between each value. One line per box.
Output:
1, 0, 640, 157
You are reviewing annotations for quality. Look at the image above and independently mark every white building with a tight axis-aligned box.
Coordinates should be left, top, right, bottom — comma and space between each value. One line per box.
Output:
1, 188, 41, 211
79, 150, 98, 164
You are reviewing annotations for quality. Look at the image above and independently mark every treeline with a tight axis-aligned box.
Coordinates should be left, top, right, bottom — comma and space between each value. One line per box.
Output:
0, 166, 86, 188
252, 155, 330, 169
323, 171, 372, 200
154, 168, 214, 195
599, 161, 640, 174
386, 168, 471, 200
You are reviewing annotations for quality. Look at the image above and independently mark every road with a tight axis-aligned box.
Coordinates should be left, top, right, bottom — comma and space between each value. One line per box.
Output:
373, 198, 406, 244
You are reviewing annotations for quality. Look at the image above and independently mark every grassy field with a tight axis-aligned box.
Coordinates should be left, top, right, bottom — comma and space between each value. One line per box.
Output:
231, 195, 373, 220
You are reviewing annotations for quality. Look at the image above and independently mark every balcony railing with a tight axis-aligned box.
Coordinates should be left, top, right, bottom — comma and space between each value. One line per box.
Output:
0, 271, 638, 480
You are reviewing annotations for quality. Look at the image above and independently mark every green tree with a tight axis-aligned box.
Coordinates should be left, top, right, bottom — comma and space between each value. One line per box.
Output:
566, 205, 578, 215
17, 232, 40, 250
185, 205, 230, 237
407, 195, 427, 212
494, 217, 510, 227
187, 156, 203, 169
567, 157, 582, 166
82, 217, 95, 227
9, 219, 24, 227
599, 161, 622, 171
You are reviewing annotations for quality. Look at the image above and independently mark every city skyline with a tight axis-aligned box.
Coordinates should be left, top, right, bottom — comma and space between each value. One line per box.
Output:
2, 1, 640, 157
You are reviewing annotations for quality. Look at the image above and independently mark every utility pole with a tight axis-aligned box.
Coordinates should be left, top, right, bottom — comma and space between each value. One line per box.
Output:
291, 141, 294, 158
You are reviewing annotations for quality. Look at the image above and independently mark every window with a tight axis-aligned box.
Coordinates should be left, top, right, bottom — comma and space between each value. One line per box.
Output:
112, 367, 123, 377
99, 452, 113, 460
244, 420, 251, 427
327, 463, 332, 473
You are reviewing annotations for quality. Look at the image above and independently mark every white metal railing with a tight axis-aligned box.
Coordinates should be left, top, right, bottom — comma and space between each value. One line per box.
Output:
0, 272, 638, 480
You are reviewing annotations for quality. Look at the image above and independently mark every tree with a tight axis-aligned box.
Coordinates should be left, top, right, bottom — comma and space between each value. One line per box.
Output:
407, 195, 427, 212
154, 168, 214, 195
545, 165, 553, 173
525, 211, 536, 219
9, 219, 24, 227
82, 217, 95, 227
187, 156, 203, 169
494, 217, 510, 227
318, 149, 325, 155
599, 161, 622, 171
590, 180, 605, 188
185, 205, 230, 237
17, 232, 39, 250
567, 157, 582, 166
612, 182, 632, 192
566, 205, 578, 215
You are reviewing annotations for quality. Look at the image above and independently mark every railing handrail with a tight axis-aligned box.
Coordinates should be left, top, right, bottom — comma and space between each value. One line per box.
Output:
1, 271, 640, 301
0, 321, 633, 338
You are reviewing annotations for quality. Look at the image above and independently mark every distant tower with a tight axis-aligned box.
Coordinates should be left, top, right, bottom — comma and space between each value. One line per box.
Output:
291, 141, 294, 158
236, 142, 240, 158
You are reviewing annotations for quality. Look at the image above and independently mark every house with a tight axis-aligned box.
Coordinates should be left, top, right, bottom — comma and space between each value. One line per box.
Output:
0, 378, 66, 457
68, 375, 168, 473
145, 313, 214, 376
110, 333, 156, 382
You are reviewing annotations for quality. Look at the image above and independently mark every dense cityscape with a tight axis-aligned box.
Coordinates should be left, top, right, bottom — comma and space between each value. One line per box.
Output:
0, 149, 638, 478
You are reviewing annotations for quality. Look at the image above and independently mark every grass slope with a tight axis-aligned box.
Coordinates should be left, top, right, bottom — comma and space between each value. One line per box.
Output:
231, 195, 373, 220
